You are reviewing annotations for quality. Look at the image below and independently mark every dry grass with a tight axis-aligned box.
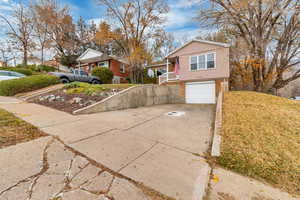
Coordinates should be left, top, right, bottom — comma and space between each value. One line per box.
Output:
0, 109, 46, 148
218, 91, 300, 195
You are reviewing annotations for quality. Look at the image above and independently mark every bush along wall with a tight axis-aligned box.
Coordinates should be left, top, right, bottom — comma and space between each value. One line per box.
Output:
16, 64, 56, 73
0, 67, 33, 76
0, 75, 59, 96
91, 67, 113, 84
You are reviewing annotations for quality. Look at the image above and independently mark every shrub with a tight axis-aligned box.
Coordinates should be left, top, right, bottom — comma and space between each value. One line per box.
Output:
91, 67, 113, 84
0, 67, 33, 76
63, 82, 90, 89
63, 82, 105, 95
143, 69, 157, 84
16, 64, 56, 73
0, 75, 59, 96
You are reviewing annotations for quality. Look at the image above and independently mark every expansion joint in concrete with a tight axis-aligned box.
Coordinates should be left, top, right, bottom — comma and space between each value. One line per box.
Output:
117, 142, 159, 173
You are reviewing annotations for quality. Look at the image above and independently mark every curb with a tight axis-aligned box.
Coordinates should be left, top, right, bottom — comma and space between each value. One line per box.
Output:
211, 89, 223, 157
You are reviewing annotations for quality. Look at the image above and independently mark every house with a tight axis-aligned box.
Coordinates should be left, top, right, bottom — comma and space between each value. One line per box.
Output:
0, 61, 7, 67
76, 49, 129, 84
44, 59, 70, 72
159, 39, 230, 104
146, 62, 168, 77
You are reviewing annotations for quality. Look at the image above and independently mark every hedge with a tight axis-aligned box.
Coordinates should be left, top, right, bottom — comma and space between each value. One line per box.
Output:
0, 67, 33, 76
91, 67, 113, 84
16, 64, 56, 73
0, 75, 59, 96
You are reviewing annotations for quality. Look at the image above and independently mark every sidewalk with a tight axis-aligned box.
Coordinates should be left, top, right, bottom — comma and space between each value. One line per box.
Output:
0, 96, 298, 200
0, 136, 156, 200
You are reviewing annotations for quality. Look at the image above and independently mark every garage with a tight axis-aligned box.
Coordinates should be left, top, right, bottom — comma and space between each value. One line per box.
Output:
185, 81, 216, 104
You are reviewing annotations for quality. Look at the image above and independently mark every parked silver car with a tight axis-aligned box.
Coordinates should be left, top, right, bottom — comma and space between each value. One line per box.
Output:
291, 96, 300, 101
0, 70, 26, 81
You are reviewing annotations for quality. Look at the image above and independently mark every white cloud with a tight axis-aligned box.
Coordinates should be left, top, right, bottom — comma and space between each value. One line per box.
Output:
171, 28, 201, 41
171, 0, 205, 9
164, 9, 193, 29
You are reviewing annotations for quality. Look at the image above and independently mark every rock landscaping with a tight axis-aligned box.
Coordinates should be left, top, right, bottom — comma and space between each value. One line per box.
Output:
29, 82, 133, 114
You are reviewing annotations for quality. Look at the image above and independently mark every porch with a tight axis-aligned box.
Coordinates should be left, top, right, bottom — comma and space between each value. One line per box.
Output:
158, 57, 180, 85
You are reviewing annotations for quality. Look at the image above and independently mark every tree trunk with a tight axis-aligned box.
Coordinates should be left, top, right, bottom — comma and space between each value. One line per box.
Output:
41, 45, 44, 65
23, 47, 28, 66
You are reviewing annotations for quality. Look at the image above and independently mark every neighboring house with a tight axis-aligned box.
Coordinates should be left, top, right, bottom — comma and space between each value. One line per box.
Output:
76, 49, 129, 84
146, 62, 168, 77
159, 39, 230, 104
278, 66, 300, 98
28, 57, 42, 65
44, 59, 70, 72
0, 61, 7, 67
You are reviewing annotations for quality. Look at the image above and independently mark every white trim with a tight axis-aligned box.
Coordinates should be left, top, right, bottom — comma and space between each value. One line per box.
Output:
166, 39, 229, 58
186, 81, 215, 85
189, 52, 216, 71
166, 58, 169, 81
77, 48, 103, 61
146, 63, 167, 68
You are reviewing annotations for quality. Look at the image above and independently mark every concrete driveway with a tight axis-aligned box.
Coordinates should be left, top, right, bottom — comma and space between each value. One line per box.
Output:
0, 99, 214, 200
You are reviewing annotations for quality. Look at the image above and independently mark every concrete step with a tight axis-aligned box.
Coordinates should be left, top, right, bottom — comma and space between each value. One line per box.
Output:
16, 84, 64, 101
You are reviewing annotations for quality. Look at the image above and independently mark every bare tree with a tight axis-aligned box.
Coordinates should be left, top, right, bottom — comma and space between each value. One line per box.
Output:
151, 32, 179, 61
0, 3, 34, 65
32, 0, 77, 57
95, 0, 169, 83
198, 0, 300, 93
31, 1, 52, 64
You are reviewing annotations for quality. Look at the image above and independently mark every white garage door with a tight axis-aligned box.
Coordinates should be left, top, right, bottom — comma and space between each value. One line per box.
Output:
185, 81, 216, 104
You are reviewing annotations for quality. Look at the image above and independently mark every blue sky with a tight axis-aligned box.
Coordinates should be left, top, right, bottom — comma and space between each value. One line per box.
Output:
0, 0, 211, 40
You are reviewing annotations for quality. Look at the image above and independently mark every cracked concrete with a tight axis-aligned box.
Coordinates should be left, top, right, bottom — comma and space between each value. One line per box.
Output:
0, 137, 156, 200
0, 99, 215, 200
0, 97, 298, 200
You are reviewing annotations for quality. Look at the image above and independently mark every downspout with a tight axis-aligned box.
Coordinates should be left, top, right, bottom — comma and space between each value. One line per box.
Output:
167, 58, 169, 82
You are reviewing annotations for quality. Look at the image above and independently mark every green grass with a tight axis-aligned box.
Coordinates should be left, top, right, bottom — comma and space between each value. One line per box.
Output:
218, 91, 300, 196
0, 109, 46, 148
63, 82, 135, 95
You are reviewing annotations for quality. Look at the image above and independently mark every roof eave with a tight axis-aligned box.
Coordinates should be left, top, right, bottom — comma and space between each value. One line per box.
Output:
166, 39, 230, 58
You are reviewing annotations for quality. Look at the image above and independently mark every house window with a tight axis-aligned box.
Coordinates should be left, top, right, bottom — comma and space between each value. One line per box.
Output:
207, 53, 215, 69
190, 52, 216, 71
198, 55, 206, 70
98, 62, 105, 67
120, 63, 125, 73
190, 56, 198, 71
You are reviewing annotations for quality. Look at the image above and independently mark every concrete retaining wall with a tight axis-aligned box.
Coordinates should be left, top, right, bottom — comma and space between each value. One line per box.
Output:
73, 84, 185, 115
211, 83, 224, 157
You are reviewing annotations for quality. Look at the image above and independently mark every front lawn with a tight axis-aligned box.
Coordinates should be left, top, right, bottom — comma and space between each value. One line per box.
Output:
218, 91, 300, 196
0, 109, 46, 148
29, 82, 135, 113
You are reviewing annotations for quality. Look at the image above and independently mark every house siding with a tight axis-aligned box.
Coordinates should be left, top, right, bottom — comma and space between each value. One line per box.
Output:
81, 59, 129, 83
109, 59, 129, 78
168, 41, 230, 82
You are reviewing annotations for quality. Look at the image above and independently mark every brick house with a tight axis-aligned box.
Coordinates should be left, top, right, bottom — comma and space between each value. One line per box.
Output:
76, 49, 129, 84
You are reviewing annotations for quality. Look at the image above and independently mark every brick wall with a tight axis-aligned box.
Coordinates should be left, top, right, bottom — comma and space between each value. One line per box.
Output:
81, 59, 129, 83
109, 59, 129, 78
